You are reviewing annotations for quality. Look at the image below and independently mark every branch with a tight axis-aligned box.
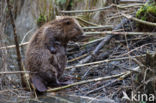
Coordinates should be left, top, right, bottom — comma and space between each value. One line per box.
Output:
6, 0, 26, 87
120, 0, 146, 3
60, 3, 143, 13
60, 4, 114, 13
66, 54, 148, 70
122, 13, 156, 27
47, 71, 127, 92
6, 0, 22, 70
84, 31, 156, 36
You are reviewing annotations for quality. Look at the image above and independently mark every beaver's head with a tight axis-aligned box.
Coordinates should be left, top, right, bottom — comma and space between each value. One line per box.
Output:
58, 17, 84, 42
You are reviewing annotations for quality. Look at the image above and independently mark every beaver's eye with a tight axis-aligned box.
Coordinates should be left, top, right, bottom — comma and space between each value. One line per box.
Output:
66, 21, 71, 25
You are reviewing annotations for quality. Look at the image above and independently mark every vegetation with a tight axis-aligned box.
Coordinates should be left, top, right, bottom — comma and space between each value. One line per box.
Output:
37, 15, 47, 26
136, 0, 156, 31
37, 0, 57, 26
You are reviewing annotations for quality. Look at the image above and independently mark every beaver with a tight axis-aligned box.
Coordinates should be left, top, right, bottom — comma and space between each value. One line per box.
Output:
25, 17, 83, 92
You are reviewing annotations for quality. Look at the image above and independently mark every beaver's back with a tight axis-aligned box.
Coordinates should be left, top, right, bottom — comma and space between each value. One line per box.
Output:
25, 47, 51, 72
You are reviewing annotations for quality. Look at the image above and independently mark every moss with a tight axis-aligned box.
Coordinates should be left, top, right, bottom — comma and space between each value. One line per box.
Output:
136, 6, 147, 21
136, 0, 156, 31
36, 0, 56, 27
136, 1, 156, 18
37, 15, 47, 27
147, 6, 156, 14
136, 6, 147, 18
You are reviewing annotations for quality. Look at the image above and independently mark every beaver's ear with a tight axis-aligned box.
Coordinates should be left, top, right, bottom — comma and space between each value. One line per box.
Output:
31, 75, 47, 92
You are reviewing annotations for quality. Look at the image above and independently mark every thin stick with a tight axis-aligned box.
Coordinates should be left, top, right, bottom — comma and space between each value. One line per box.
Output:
82, 25, 113, 30
47, 71, 127, 92
0, 71, 30, 75
0, 42, 29, 50
67, 54, 88, 63
21, 28, 35, 43
82, 37, 106, 46
84, 31, 156, 36
76, 17, 98, 26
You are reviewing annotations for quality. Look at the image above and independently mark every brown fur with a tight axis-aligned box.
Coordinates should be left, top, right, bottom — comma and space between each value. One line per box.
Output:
25, 17, 83, 92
